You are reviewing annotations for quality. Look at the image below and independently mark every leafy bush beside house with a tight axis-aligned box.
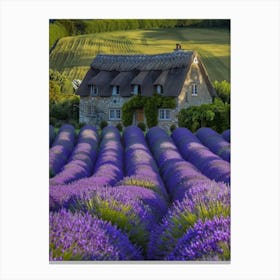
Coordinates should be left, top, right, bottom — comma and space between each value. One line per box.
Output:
178, 98, 230, 133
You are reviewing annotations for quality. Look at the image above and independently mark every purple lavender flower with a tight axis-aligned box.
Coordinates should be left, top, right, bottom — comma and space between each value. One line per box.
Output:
172, 128, 230, 183
196, 127, 230, 162
50, 184, 168, 248
122, 126, 168, 199
54, 125, 124, 189
50, 209, 143, 261
89, 126, 124, 184
50, 126, 99, 185
49, 125, 56, 147
166, 216, 230, 261
146, 127, 216, 200
49, 124, 76, 177
147, 182, 230, 260
222, 129, 230, 143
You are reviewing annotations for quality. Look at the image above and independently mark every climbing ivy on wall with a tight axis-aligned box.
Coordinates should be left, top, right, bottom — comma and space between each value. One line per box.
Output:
122, 94, 176, 128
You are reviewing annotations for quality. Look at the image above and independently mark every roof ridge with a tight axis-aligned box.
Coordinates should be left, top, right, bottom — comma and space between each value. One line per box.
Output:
95, 50, 193, 58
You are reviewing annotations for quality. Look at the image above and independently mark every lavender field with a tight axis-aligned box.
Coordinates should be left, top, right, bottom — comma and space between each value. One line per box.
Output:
49, 125, 230, 261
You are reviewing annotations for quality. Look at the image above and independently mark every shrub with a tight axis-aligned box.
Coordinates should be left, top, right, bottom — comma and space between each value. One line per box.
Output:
54, 120, 64, 128
178, 99, 230, 133
68, 119, 79, 129
170, 124, 177, 133
78, 122, 86, 129
50, 117, 57, 126
137, 122, 146, 132
116, 123, 123, 132
100, 120, 108, 130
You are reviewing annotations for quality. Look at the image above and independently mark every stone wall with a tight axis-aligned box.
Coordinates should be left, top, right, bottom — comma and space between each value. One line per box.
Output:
79, 96, 128, 126
157, 108, 178, 132
79, 95, 179, 130
177, 59, 213, 110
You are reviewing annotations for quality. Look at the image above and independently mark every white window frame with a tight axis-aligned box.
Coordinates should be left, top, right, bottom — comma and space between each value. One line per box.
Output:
156, 85, 163, 95
191, 83, 198, 96
109, 109, 121, 120
90, 85, 98, 96
194, 57, 198, 64
132, 84, 141, 95
112, 86, 120, 96
158, 109, 171, 121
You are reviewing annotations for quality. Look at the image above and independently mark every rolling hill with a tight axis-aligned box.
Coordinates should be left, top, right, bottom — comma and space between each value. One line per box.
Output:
50, 27, 230, 83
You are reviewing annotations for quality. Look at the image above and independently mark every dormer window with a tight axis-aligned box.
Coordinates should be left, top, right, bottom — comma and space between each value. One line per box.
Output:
156, 85, 163, 95
192, 83, 198, 96
112, 86, 120, 96
132, 85, 141, 95
90, 85, 98, 96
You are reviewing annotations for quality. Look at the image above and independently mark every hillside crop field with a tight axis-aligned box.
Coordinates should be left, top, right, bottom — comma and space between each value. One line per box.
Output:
50, 28, 230, 83
49, 124, 230, 261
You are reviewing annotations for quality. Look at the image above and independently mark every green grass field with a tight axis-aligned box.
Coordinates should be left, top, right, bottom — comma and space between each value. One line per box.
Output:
50, 28, 230, 83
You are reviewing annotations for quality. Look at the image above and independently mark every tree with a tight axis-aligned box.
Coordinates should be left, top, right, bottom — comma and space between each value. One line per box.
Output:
214, 80, 230, 104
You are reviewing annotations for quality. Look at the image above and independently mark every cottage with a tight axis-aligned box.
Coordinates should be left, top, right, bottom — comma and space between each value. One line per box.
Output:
77, 46, 216, 130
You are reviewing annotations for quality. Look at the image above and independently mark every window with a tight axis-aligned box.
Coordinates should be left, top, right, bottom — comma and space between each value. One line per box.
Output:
113, 98, 121, 104
109, 109, 121, 120
90, 85, 98, 96
112, 86, 120, 96
159, 109, 171, 120
132, 85, 141, 95
194, 57, 198, 64
191, 84, 198, 96
156, 85, 163, 94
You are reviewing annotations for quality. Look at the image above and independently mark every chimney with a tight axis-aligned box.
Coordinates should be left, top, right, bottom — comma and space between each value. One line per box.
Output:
174, 43, 182, 51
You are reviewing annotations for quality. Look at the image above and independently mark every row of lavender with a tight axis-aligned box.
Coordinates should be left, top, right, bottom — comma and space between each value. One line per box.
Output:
146, 127, 230, 260
49, 125, 230, 179
49, 125, 230, 261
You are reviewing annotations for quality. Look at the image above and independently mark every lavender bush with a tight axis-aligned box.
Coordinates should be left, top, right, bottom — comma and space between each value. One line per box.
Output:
167, 216, 230, 261
147, 182, 230, 260
49, 125, 56, 147
146, 127, 217, 200
172, 128, 230, 183
49, 124, 76, 177
50, 209, 143, 261
50, 125, 99, 185
55, 125, 124, 188
121, 126, 168, 199
196, 127, 230, 162
50, 184, 168, 248
222, 129, 231, 143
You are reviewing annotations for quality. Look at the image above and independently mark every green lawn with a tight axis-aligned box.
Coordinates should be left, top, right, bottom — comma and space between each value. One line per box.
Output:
50, 28, 230, 83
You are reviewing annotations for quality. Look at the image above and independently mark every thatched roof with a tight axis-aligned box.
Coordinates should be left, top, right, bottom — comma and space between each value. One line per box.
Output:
158, 67, 189, 97
88, 71, 114, 86
91, 51, 193, 71
77, 50, 216, 98
110, 71, 137, 86
77, 68, 99, 97
131, 71, 149, 85
153, 70, 169, 85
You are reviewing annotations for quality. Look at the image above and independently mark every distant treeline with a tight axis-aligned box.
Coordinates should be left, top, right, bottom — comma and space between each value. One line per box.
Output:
49, 19, 230, 48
